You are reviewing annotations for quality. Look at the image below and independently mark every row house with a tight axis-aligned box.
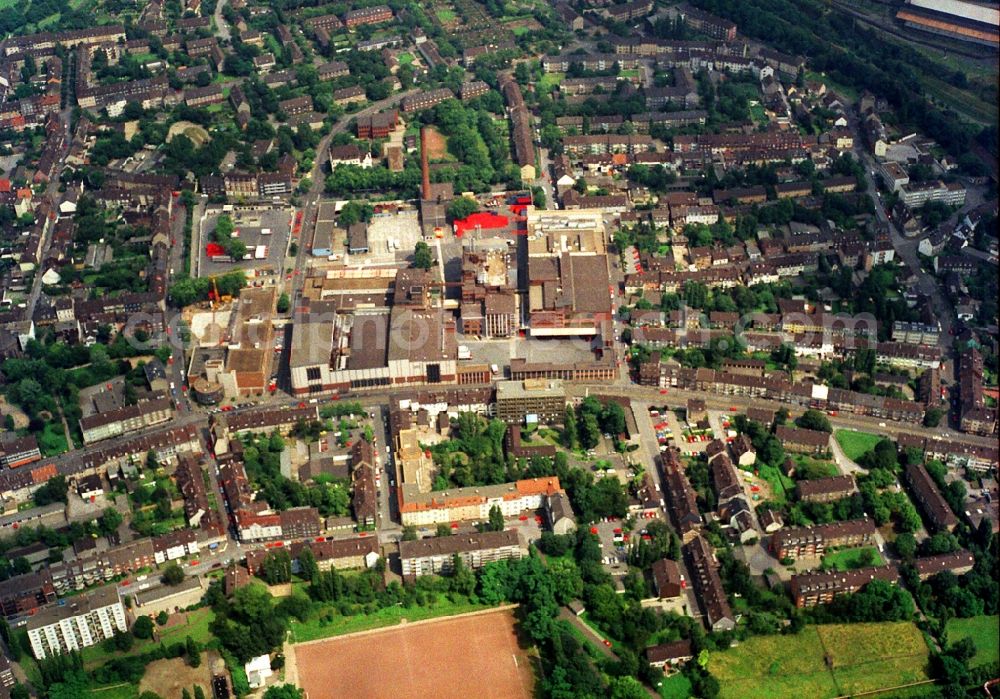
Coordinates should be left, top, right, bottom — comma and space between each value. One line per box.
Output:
79, 397, 174, 445
770, 518, 877, 560
49, 539, 156, 593
905, 462, 958, 532
791, 566, 899, 607
684, 536, 735, 631
563, 133, 655, 155
401, 88, 453, 113
914, 550, 975, 580
661, 448, 702, 538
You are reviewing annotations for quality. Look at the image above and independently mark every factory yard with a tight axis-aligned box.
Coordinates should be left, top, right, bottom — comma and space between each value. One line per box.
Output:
199, 206, 292, 275
292, 608, 535, 699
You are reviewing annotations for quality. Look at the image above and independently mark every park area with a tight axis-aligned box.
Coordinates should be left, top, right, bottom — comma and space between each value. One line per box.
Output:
945, 615, 999, 668
292, 608, 535, 699
709, 622, 931, 699
835, 429, 882, 461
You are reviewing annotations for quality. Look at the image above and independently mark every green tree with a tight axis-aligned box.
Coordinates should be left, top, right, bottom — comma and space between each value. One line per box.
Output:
112, 630, 134, 651
132, 615, 154, 639
446, 196, 479, 222
562, 406, 578, 449
488, 504, 505, 532
547, 557, 583, 605
263, 686, 304, 699
923, 407, 944, 427
182, 689, 192, 699
436, 523, 453, 537
449, 554, 477, 597
298, 546, 319, 582
796, 409, 832, 433
402, 525, 417, 541
186, 635, 201, 667
277, 293, 291, 313
193, 687, 206, 699
413, 241, 433, 271
609, 676, 646, 699
580, 413, 601, 450
162, 563, 185, 586
156, 610, 169, 625
98, 507, 123, 536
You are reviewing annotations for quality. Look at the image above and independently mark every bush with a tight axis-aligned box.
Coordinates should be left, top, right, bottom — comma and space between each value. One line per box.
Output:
133, 616, 154, 640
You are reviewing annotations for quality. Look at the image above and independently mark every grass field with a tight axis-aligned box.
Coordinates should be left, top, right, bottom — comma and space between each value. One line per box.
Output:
835, 429, 882, 461
289, 598, 490, 643
758, 463, 795, 504
821, 546, 885, 571
435, 8, 457, 22
946, 615, 999, 668
398, 52, 414, 65
294, 608, 534, 699
81, 608, 215, 669
659, 673, 692, 699
709, 622, 930, 699
537, 72, 564, 95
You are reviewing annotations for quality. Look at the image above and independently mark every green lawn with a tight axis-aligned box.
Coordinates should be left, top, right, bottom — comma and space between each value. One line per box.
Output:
38, 422, 69, 456
758, 464, 795, 504
710, 622, 930, 699
81, 608, 215, 669
834, 429, 882, 461
658, 672, 692, 699
946, 615, 999, 668
398, 52, 414, 65
435, 8, 456, 22
821, 546, 885, 571
749, 103, 767, 123
289, 598, 491, 643
793, 455, 840, 479
537, 72, 563, 95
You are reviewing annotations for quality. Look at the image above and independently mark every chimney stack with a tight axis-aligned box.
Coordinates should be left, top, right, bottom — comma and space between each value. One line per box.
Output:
420, 126, 431, 201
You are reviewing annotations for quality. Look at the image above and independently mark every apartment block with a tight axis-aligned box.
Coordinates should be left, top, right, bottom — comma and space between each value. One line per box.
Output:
27, 585, 127, 659
495, 379, 566, 424
791, 565, 899, 607
399, 529, 525, 578
770, 518, 877, 560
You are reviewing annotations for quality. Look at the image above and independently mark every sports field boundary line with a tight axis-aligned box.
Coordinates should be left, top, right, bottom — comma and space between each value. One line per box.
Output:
289, 603, 521, 649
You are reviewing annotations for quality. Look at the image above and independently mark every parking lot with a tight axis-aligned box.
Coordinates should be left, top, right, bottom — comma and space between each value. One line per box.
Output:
198, 206, 292, 275
354, 208, 423, 266
589, 519, 631, 582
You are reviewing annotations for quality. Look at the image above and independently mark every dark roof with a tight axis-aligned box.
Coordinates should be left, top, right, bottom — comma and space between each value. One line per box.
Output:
796, 475, 855, 499
650, 558, 681, 596
775, 425, 830, 448
399, 529, 521, 559
646, 639, 693, 663
914, 550, 976, 577
905, 462, 958, 530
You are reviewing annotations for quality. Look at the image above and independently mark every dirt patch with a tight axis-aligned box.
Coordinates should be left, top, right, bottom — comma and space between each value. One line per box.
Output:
0, 396, 29, 430
293, 608, 534, 699
423, 127, 448, 160
139, 653, 214, 698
